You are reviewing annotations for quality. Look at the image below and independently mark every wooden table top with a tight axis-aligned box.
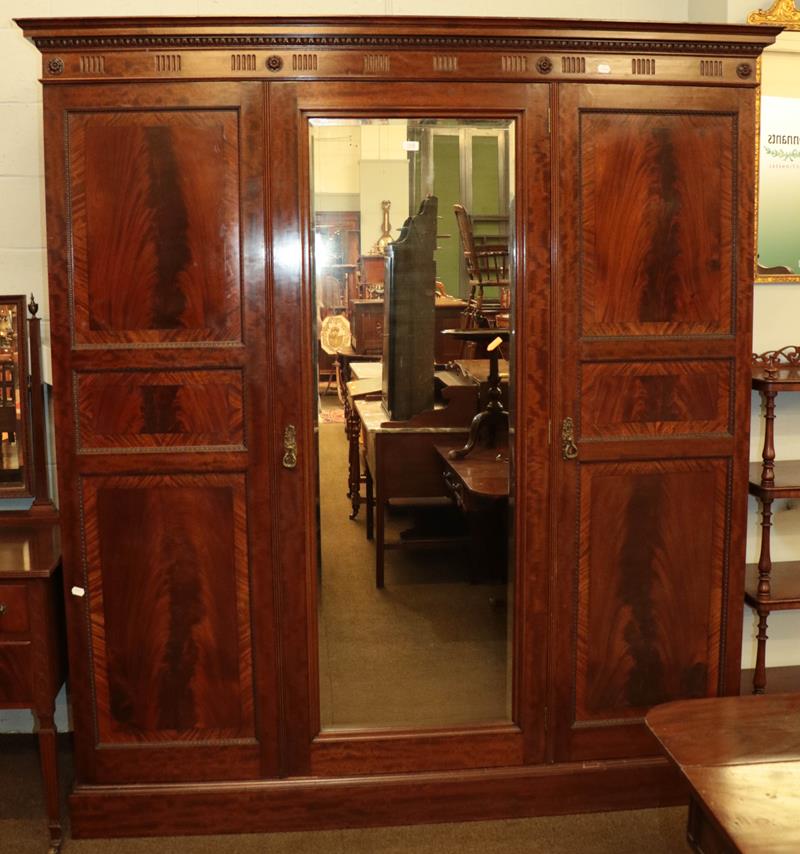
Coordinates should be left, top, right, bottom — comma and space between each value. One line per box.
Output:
435, 444, 510, 500
345, 378, 382, 400
647, 693, 800, 853
752, 364, 800, 392
453, 359, 510, 384
0, 521, 61, 579
749, 460, 800, 497
349, 361, 382, 380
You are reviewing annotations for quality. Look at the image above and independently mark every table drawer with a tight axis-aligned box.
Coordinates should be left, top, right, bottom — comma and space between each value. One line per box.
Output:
0, 641, 32, 703
0, 583, 30, 634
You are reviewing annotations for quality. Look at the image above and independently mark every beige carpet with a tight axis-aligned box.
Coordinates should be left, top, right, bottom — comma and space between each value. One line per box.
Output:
1, 737, 691, 854
317, 417, 511, 729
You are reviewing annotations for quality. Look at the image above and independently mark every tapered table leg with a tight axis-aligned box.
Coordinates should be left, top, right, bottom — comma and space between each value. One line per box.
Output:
33, 707, 61, 853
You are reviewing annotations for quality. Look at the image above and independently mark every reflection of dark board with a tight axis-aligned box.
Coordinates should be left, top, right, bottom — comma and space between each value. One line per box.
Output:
382, 196, 437, 421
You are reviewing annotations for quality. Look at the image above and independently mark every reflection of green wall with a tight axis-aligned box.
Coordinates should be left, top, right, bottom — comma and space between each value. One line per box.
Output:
472, 136, 500, 221
433, 132, 504, 298
472, 136, 503, 301
433, 134, 461, 296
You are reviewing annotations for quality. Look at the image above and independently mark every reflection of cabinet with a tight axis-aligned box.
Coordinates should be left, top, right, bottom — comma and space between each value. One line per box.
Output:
350, 300, 383, 354
21, 13, 777, 841
746, 349, 800, 695
358, 254, 386, 297
351, 298, 467, 358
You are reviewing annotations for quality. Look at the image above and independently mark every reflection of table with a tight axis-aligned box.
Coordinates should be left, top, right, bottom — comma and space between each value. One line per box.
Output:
646, 693, 800, 854
344, 361, 384, 519
335, 346, 380, 407
350, 361, 382, 381
453, 358, 509, 384
436, 444, 509, 582
0, 522, 64, 853
345, 377, 382, 519
356, 391, 476, 588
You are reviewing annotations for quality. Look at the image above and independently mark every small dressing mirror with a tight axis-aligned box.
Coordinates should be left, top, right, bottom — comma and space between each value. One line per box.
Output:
0, 296, 31, 498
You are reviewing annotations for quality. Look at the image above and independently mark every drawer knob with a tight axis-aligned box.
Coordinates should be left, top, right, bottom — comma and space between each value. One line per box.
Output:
0, 602, 6, 616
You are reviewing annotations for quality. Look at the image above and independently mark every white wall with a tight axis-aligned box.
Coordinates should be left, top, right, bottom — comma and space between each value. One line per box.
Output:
1, 0, 797, 732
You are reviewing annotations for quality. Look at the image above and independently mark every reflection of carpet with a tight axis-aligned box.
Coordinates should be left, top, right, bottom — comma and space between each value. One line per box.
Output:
320, 408, 345, 424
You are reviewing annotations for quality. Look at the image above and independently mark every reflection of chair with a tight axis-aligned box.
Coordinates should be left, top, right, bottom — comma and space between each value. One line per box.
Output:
0, 360, 17, 443
453, 203, 510, 329
320, 315, 352, 395
318, 273, 345, 312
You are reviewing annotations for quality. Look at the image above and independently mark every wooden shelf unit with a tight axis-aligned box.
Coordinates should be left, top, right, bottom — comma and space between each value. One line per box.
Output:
747, 350, 800, 694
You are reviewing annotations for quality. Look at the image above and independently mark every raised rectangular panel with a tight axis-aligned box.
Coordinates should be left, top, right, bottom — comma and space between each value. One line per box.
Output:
574, 459, 727, 723
579, 111, 735, 337
81, 473, 254, 744
66, 109, 242, 346
76, 369, 245, 451
580, 360, 732, 439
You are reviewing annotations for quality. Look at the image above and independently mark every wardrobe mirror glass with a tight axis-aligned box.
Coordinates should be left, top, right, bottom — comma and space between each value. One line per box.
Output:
0, 296, 29, 492
310, 117, 516, 730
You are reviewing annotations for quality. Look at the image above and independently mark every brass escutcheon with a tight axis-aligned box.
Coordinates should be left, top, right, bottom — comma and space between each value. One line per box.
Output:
561, 417, 579, 460
282, 424, 298, 469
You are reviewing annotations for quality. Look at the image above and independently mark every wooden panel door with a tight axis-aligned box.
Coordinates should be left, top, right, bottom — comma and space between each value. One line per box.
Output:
44, 83, 279, 783
551, 83, 755, 762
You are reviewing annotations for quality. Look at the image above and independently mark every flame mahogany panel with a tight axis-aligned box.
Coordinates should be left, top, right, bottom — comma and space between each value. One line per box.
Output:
580, 360, 732, 439
76, 369, 245, 451
80, 473, 255, 744
575, 459, 726, 724
67, 109, 242, 345
580, 111, 735, 338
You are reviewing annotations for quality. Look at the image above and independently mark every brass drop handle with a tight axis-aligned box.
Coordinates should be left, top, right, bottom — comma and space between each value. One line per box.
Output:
0, 602, 7, 616
561, 417, 579, 460
282, 424, 298, 469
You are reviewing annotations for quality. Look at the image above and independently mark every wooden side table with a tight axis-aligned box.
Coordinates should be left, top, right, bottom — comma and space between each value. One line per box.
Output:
748, 349, 800, 694
436, 443, 510, 583
647, 693, 800, 854
0, 522, 65, 853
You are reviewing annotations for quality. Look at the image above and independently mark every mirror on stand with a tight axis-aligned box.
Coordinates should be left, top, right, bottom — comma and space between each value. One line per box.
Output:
0, 294, 56, 520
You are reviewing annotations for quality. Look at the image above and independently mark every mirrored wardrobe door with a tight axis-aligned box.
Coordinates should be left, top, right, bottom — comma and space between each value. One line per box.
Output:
268, 82, 551, 776
311, 116, 515, 732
